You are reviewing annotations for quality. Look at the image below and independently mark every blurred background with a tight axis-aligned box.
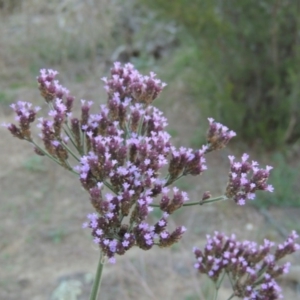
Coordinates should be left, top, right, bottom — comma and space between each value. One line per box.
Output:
0, 0, 300, 299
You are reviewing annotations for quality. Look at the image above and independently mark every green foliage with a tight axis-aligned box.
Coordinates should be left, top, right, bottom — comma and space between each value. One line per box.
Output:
141, 0, 300, 148
254, 153, 300, 208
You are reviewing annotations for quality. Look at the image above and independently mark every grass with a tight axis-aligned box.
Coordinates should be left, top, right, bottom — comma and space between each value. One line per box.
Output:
253, 152, 300, 208
0, 0, 122, 87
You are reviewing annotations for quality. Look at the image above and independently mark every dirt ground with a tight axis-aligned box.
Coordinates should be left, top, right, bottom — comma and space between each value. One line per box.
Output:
1, 70, 300, 300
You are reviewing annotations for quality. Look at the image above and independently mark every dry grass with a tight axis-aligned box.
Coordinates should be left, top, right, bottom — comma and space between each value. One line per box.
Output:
0, 0, 122, 86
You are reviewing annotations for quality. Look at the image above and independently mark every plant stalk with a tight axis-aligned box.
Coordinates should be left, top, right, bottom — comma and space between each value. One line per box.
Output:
89, 251, 105, 300
149, 195, 228, 208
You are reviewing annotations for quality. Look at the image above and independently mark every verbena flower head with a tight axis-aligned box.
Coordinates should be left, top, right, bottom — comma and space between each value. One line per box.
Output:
225, 153, 274, 205
6, 62, 207, 263
206, 117, 236, 151
4, 62, 274, 264
6, 60, 298, 300
3, 101, 41, 140
77, 63, 208, 262
193, 231, 300, 299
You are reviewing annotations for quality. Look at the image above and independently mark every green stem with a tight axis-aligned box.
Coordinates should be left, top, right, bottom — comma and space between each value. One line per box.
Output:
164, 173, 170, 184
69, 168, 80, 176
104, 181, 118, 194
63, 123, 78, 152
165, 173, 185, 186
200, 196, 228, 205
213, 286, 219, 300
213, 271, 226, 300
82, 130, 87, 155
63, 159, 73, 171
89, 251, 105, 300
185, 196, 227, 206
137, 115, 145, 136
149, 195, 227, 208
28, 140, 79, 176
226, 294, 235, 300
225, 273, 237, 300
216, 270, 226, 290
227, 272, 235, 290
61, 140, 81, 161
29, 140, 62, 166
123, 122, 131, 142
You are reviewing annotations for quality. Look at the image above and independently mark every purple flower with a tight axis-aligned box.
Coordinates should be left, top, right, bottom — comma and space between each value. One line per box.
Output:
225, 153, 274, 205
193, 231, 299, 299
206, 118, 236, 151
5, 61, 273, 267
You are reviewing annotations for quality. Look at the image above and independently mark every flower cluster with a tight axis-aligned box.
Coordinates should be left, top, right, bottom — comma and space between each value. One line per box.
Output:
76, 63, 209, 262
6, 61, 298, 299
4, 62, 213, 263
206, 117, 236, 151
225, 153, 274, 205
4, 62, 272, 266
37, 69, 73, 104
3, 101, 41, 140
102, 61, 167, 105
193, 231, 300, 299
